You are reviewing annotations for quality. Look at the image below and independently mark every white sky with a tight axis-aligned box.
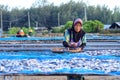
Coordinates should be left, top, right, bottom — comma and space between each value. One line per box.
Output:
0, 0, 119, 10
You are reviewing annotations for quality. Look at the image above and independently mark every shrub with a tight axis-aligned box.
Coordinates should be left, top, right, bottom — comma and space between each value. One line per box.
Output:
83, 20, 104, 33
51, 27, 61, 33
8, 27, 20, 34
8, 27, 35, 35
52, 21, 73, 33
61, 21, 73, 33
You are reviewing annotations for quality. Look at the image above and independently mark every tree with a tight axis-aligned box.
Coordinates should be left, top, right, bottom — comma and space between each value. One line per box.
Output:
32, 0, 48, 7
0, 5, 10, 31
1, 1, 120, 32
10, 8, 28, 27
112, 7, 120, 22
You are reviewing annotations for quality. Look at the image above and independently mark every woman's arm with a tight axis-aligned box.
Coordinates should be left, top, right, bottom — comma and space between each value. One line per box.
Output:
63, 30, 70, 47
64, 30, 70, 43
76, 34, 86, 50
80, 34, 87, 50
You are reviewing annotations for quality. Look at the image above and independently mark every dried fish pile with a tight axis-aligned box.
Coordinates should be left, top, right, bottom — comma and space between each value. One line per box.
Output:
0, 50, 120, 75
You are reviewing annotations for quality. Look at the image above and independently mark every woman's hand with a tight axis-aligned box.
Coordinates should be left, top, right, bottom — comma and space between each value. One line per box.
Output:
69, 42, 78, 47
77, 47, 82, 51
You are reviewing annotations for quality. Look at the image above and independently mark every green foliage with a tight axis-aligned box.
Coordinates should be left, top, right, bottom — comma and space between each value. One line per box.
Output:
52, 21, 73, 33
99, 30, 110, 34
51, 27, 61, 33
22, 27, 28, 34
8, 27, 21, 34
8, 27, 35, 35
83, 20, 104, 33
1, 0, 120, 32
100, 29, 120, 34
60, 21, 73, 33
109, 29, 120, 33
94, 20, 104, 31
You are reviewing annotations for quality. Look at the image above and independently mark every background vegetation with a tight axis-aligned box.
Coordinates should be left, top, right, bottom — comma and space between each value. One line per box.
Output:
8, 27, 35, 35
0, 0, 120, 34
52, 20, 104, 33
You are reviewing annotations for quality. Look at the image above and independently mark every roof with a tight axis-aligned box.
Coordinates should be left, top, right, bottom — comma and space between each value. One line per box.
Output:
115, 22, 120, 26
109, 22, 120, 29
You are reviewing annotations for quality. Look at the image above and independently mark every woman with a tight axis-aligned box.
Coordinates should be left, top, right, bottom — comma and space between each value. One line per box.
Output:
63, 18, 86, 51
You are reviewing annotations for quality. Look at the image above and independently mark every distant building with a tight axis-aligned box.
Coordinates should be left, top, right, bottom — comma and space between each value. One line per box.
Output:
34, 27, 48, 33
109, 22, 120, 29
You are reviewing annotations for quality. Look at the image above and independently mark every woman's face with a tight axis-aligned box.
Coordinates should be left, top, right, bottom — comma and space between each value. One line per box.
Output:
74, 23, 82, 32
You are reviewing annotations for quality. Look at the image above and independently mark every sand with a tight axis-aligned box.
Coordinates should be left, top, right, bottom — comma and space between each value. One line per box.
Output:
1, 75, 120, 80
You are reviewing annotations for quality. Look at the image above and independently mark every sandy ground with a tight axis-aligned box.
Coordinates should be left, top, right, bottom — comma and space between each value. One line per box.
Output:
84, 76, 120, 80
0, 75, 120, 80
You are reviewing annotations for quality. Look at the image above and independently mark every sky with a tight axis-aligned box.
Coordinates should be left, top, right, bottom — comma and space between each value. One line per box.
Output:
0, 0, 119, 10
